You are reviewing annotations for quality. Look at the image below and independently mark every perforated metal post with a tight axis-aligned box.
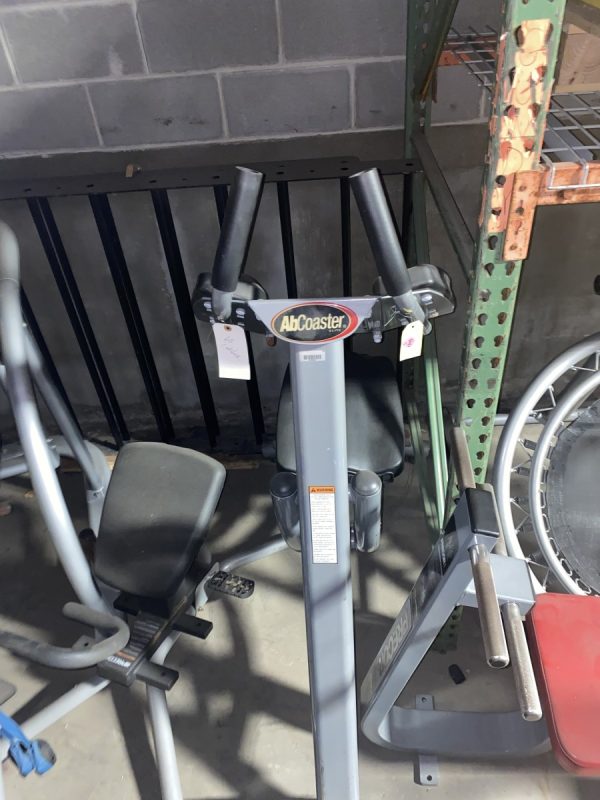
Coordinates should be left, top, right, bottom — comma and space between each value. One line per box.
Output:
454, 0, 567, 481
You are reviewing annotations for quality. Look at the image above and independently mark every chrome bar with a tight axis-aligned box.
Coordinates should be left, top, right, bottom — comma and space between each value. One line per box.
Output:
502, 602, 543, 722
450, 427, 476, 490
469, 544, 510, 668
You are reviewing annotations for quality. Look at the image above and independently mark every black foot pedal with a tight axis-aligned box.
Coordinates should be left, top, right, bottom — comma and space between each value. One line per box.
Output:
208, 571, 254, 599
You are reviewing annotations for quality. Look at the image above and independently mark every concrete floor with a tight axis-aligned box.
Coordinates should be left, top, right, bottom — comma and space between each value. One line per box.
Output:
0, 458, 596, 800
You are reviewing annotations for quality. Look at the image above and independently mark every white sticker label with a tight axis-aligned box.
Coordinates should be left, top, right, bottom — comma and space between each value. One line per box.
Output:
309, 486, 338, 564
399, 320, 424, 362
212, 323, 251, 380
299, 350, 326, 363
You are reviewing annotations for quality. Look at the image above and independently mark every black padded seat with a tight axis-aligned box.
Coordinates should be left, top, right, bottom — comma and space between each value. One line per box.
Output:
94, 443, 225, 600
276, 352, 405, 478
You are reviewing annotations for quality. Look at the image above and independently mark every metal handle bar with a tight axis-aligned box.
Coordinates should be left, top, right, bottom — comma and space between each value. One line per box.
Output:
469, 544, 510, 668
0, 602, 129, 670
211, 166, 264, 320
349, 168, 426, 327
502, 602, 543, 721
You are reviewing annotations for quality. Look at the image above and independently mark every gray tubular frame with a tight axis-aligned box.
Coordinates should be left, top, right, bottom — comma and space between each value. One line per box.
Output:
493, 333, 600, 594
250, 295, 365, 798
0, 602, 130, 669
0, 219, 288, 798
289, 339, 359, 800
0, 222, 107, 612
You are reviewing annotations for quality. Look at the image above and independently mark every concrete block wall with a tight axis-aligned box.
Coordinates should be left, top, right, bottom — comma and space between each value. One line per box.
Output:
0, 0, 496, 156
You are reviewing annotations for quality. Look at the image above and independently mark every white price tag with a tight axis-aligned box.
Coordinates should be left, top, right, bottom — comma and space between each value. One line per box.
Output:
213, 323, 251, 380
399, 320, 424, 362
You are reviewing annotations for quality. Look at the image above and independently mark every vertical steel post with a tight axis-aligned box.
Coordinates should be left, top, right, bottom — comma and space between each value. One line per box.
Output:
89, 193, 175, 443
28, 197, 129, 446
277, 182, 298, 298
290, 340, 359, 800
151, 189, 219, 447
454, 0, 567, 481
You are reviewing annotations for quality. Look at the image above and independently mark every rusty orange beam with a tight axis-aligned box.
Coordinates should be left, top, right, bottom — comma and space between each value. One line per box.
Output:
502, 162, 600, 259
537, 162, 600, 205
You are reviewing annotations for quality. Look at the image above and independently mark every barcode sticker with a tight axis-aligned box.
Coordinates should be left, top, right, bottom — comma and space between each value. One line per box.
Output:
213, 323, 251, 380
399, 320, 424, 362
299, 350, 325, 363
309, 486, 337, 564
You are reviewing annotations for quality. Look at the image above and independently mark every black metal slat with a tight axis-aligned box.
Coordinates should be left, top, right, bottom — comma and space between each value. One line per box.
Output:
150, 189, 219, 447
276, 182, 298, 298
340, 177, 353, 353
89, 194, 175, 443
212, 185, 228, 226
0, 157, 418, 203
212, 184, 265, 446
27, 197, 129, 446
401, 172, 415, 262
340, 177, 352, 296
20, 289, 80, 429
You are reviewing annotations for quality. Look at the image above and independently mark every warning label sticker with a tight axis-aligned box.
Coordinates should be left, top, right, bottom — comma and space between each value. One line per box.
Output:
309, 486, 337, 564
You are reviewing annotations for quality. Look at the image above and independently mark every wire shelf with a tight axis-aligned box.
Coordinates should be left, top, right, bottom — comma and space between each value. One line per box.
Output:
444, 28, 600, 191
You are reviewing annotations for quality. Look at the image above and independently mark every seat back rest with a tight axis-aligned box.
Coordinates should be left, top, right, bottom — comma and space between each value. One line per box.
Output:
527, 593, 600, 776
276, 352, 405, 478
94, 443, 226, 600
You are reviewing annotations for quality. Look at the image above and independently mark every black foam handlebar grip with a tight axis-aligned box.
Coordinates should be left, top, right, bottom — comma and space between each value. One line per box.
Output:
349, 168, 412, 297
211, 167, 264, 305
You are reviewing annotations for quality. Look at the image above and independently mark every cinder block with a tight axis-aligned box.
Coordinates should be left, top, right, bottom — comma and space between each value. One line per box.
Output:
432, 67, 484, 124
223, 67, 350, 137
0, 39, 13, 86
89, 74, 223, 146
355, 60, 405, 129
2, 4, 144, 82
0, 85, 98, 153
280, 0, 406, 61
0, 1, 78, 4
138, 0, 278, 72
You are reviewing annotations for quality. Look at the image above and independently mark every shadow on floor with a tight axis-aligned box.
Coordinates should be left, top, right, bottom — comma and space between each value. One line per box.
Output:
0, 461, 591, 799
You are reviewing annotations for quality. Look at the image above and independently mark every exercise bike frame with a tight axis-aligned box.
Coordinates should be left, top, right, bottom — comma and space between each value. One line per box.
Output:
0, 220, 289, 800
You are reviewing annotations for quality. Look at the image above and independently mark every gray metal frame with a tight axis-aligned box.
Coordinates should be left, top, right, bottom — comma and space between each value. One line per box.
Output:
361, 491, 547, 758
0, 219, 292, 800
290, 340, 359, 799
249, 296, 383, 799
2, 205, 551, 797
0, 222, 106, 613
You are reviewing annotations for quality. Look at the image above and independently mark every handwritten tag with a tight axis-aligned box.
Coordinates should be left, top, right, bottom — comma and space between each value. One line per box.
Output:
399, 320, 424, 362
213, 323, 251, 380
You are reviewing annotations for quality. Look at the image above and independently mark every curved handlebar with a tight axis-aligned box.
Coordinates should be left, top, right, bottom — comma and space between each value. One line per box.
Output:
0, 221, 108, 611
0, 602, 130, 669
350, 168, 426, 326
211, 166, 264, 320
